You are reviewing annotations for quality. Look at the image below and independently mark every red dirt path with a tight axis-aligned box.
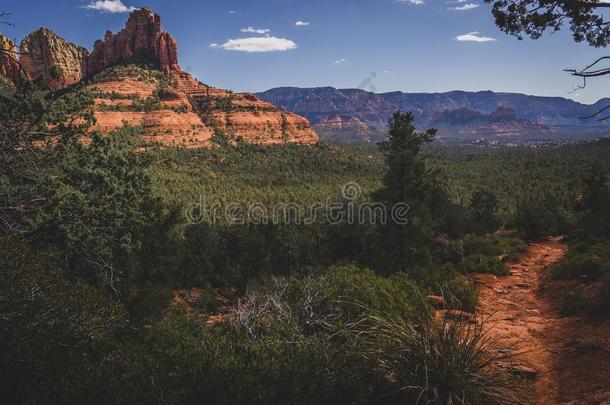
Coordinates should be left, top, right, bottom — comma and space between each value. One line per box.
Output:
473, 237, 610, 404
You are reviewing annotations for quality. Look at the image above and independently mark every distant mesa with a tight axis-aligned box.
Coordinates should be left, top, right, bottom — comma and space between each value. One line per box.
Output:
428, 106, 552, 139
0, 8, 318, 147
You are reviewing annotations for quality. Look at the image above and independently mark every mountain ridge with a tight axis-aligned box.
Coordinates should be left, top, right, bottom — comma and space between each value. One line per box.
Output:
257, 86, 610, 143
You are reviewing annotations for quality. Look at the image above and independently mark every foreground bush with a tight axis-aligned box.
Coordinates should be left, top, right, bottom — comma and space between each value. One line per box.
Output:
456, 233, 527, 276
551, 240, 610, 316
550, 241, 610, 281
360, 314, 524, 405
0, 237, 126, 404
115, 266, 516, 404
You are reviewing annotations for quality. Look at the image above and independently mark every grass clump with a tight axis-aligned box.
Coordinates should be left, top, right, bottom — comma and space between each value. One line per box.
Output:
358, 313, 524, 404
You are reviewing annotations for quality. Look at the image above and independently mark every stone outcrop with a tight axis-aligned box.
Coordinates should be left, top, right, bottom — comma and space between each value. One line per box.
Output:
0, 34, 20, 82
86, 67, 318, 147
19, 28, 88, 89
87, 7, 179, 76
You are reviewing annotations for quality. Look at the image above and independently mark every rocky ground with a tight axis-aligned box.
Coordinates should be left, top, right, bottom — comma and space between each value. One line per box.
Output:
473, 237, 610, 404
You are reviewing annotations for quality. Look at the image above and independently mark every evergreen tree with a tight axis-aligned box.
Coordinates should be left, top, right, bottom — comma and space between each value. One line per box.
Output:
470, 189, 500, 233
33, 126, 168, 294
0, 77, 94, 234
374, 112, 437, 273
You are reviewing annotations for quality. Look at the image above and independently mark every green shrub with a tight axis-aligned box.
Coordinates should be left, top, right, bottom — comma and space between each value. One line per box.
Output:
119, 265, 428, 404
457, 234, 527, 276
551, 240, 610, 316
557, 287, 588, 315
462, 253, 508, 276
91, 64, 170, 86
463, 233, 527, 260
512, 193, 568, 239
550, 241, 610, 281
0, 237, 126, 404
440, 277, 479, 313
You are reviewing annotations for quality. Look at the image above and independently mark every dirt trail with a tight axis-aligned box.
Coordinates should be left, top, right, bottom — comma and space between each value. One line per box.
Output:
473, 237, 610, 405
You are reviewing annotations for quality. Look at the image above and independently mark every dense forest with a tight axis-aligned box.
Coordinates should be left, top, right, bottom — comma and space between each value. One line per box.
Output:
2, 70, 610, 404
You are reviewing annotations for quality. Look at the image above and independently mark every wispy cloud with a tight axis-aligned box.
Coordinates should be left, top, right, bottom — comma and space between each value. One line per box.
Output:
241, 27, 271, 35
334, 58, 347, 64
398, 0, 425, 5
455, 31, 496, 42
84, 0, 136, 13
295, 20, 311, 26
210, 37, 297, 53
448, 3, 479, 11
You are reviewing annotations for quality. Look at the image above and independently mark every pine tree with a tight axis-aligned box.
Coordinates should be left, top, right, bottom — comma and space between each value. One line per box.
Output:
374, 112, 437, 273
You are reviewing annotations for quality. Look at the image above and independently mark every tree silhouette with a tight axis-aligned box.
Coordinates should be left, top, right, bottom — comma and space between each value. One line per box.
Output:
486, 0, 610, 119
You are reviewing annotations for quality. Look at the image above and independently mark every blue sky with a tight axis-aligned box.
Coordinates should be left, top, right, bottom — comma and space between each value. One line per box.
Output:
2, 0, 609, 103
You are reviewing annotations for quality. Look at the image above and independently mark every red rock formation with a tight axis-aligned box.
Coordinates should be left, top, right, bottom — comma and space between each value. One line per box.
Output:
0, 34, 20, 82
19, 28, 89, 90
0, 8, 319, 146
86, 68, 318, 147
87, 7, 180, 77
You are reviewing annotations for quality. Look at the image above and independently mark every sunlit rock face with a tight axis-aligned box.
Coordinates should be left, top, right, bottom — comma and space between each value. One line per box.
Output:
19, 28, 89, 89
87, 7, 180, 76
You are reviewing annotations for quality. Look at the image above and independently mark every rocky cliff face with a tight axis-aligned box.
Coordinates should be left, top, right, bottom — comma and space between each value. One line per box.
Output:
0, 34, 20, 83
87, 7, 179, 76
19, 28, 89, 89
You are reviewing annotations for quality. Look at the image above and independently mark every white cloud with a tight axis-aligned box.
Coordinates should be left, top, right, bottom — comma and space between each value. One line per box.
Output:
211, 37, 297, 53
455, 32, 496, 42
295, 21, 310, 26
398, 0, 425, 5
84, 0, 136, 13
228, 10, 237, 14
334, 58, 347, 64
448, 3, 479, 11
241, 26, 271, 35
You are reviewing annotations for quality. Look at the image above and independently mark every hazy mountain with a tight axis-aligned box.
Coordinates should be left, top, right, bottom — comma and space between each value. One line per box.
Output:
257, 87, 610, 143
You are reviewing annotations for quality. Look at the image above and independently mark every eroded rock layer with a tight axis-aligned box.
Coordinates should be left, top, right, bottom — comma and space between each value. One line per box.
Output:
86, 67, 318, 147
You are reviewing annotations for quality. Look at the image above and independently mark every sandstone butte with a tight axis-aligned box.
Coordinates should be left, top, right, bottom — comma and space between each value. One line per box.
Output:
0, 7, 319, 147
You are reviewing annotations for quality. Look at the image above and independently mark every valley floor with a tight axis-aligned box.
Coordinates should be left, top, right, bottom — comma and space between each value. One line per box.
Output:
473, 238, 610, 404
